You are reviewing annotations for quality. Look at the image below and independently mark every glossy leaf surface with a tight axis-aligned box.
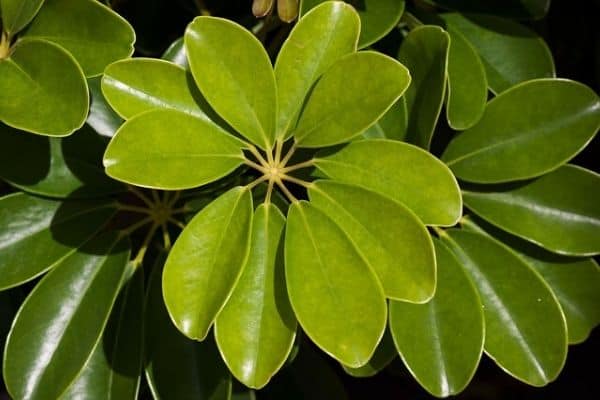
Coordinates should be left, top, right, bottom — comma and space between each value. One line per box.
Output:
315, 139, 461, 226
102, 58, 210, 121
163, 187, 253, 341
300, 0, 405, 48
162, 37, 188, 69
294, 51, 410, 147
0, 0, 44, 35
3, 233, 131, 400
103, 109, 244, 190
22, 0, 135, 76
285, 201, 386, 367
308, 181, 436, 302
0, 123, 123, 198
422, 0, 550, 20
441, 13, 554, 93
145, 256, 232, 400
443, 79, 600, 183
463, 165, 600, 256
443, 230, 567, 386
445, 27, 487, 130
61, 269, 144, 400
342, 328, 396, 378
397, 25, 449, 149
185, 16, 277, 148
0, 193, 115, 290
389, 239, 484, 397
0, 39, 88, 136
215, 204, 296, 389
275, 1, 359, 137
87, 76, 123, 138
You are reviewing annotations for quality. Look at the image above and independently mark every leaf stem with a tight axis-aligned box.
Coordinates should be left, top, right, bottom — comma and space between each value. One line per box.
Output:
168, 217, 186, 230
128, 186, 154, 208
161, 223, 172, 251
244, 158, 270, 174
431, 226, 447, 238
120, 216, 153, 237
132, 223, 159, 267
116, 204, 151, 214
281, 174, 313, 188
246, 175, 269, 190
265, 178, 275, 204
151, 190, 161, 204
274, 137, 284, 165
281, 159, 314, 173
276, 179, 298, 203
246, 144, 270, 168
280, 141, 298, 167
166, 191, 181, 208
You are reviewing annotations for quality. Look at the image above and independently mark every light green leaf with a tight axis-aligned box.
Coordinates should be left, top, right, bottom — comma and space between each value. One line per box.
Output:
145, 255, 232, 400
442, 229, 567, 386
440, 13, 554, 93
3, 233, 131, 400
397, 25, 449, 149
163, 187, 253, 341
87, 76, 124, 138
61, 269, 144, 400
445, 26, 487, 130
275, 1, 360, 138
215, 204, 296, 389
300, 0, 406, 48
162, 37, 188, 69
103, 109, 245, 190
442, 79, 600, 183
342, 328, 396, 378
463, 165, 600, 256
315, 139, 462, 226
309, 180, 436, 302
389, 239, 484, 397
0, 0, 44, 35
0, 123, 123, 198
284, 201, 386, 367
185, 16, 277, 149
23, 0, 135, 76
294, 51, 410, 147
422, 0, 550, 20
0, 193, 116, 290
0, 39, 88, 136
102, 58, 211, 121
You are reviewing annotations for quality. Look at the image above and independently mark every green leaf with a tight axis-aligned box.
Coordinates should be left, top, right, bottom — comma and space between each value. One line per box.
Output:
361, 97, 408, 141
0, 193, 116, 290
0, 0, 44, 35
162, 37, 188, 69
103, 109, 245, 190
0, 39, 88, 136
87, 76, 124, 138
3, 233, 131, 400
463, 165, 600, 256
22, 0, 135, 77
61, 268, 144, 400
442, 79, 600, 183
314, 139, 462, 226
300, 0, 406, 48
146, 255, 232, 400
342, 328, 396, 378
163, 187, 253, 341
397, 25, 449, 149
445, 26, 487, 130
308, 180, 436, 302
0, 123, 124, 198
422, 0, 550, 20
185, 16, 277, 149
442, 229, 567, 386
275, 1, 360, 138
102, 58, 211, 121
294, 51, 410, 147
215, 204, 296, 389
462, 216, 600, 344
284, 201, 386, 367
389, 239, 484, 397
440, 13, 554, 93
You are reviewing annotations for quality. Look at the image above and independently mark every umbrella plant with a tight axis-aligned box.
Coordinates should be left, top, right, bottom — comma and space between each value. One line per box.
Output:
0, 0, 599, 399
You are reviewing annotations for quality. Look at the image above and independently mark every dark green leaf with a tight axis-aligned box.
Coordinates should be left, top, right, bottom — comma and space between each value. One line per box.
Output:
422, 0, 550, 20
87, 76, 124, 138
163, 187, 253, 341
0, 0, 44, 35
315, 139, 462, 226
342, 328, 396, 378
162, 37, 188, 69
361, 97, 408, 141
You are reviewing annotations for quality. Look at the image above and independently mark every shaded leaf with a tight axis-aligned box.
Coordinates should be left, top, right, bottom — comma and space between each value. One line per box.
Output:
342, 328, 396, 378
0, 0, 44, 35
162, 37, 188, 69
361, 97, 408, 141
87, 76, 124, 138
422, 0, 550, 20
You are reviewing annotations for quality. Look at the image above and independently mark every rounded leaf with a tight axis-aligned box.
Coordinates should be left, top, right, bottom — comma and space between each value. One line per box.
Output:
389, 239, 484, 397
22, 0, 135, 76
215, 204, 296, 389
443, 79, 600, 183
185, 16, 277, 149
103, 109, 245, 190
314, 139, 462, 226
341, 328, 397, 378
275, 1, 360, 137
284, 201, 387, 367
442, 229, 568, 386
295, 51, 410, 147
308, 180, 436, 302
0, 0, 44, 35
0, 39, 88, 136
163, 187, 253, 341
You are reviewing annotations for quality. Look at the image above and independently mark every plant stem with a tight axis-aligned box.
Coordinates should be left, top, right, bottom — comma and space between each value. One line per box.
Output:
274, 137, 284, 165
167, 191, 181, 208
168, 217, 186, 230
265, 178, 275, 204
281, 159, 314, 173
246, 144, 270, 168
151, 190, 161, 204
116, 204, 151, 214
0, 31, 9, 59
276, 179, 298, 203
281, 174, 313, 188
244, 158, 270, 174
246, 175, 269, 190
120, 216, 153, 236
280, 141, 298, 167
431, 226, 447, 238
161, 223, 172, 250
132, 223, 159, 267
128, 186, 154, 207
